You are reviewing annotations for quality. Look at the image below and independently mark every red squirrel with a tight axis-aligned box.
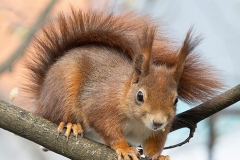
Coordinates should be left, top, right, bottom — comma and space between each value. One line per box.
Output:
22, 8, 222, 160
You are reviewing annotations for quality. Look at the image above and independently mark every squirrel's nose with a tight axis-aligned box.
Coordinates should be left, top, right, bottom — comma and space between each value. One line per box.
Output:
153, 121, 163, 128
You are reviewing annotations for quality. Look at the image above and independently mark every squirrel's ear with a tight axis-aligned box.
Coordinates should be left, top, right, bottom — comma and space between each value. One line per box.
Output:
173, 28, 202, 83
132, 28, 155, 83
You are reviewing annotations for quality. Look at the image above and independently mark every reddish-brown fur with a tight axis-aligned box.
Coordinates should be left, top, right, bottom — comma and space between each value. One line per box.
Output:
22, 8, 223, 160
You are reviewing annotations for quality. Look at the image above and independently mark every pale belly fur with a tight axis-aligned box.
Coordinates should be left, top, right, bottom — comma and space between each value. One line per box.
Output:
84, 119, 153, 146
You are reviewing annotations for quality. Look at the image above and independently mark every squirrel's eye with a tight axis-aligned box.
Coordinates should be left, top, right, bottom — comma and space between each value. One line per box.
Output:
137, 91, 144, 102
174, 97, 178, 106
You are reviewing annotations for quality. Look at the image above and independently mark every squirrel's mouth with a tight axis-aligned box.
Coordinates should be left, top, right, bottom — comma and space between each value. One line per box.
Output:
152, 124, 166, 131
153, 127, 165, 132
145, 121, 168, 131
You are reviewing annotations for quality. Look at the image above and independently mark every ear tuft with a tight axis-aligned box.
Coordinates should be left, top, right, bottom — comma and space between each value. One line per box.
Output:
132, 27, 156, 83
174, 27, 203, 82
134, 54, 144, 76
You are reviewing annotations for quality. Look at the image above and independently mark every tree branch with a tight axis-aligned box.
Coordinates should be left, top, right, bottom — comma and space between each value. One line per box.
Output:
0, 84, 239, 159
164, 84, 240, 149
0, 100, 118, 160
172, 84, 240, 131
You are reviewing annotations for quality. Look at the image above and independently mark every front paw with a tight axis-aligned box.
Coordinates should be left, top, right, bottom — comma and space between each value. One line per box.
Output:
145, 153, 170, 160
57, 122, 83, 140
116, 146, 140, 160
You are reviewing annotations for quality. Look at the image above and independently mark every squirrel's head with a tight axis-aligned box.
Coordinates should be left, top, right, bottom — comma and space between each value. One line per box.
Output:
126, 28, 197, 131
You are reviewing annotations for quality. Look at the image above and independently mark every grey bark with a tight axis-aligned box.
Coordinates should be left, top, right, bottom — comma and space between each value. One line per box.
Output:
0, 100, 118, 160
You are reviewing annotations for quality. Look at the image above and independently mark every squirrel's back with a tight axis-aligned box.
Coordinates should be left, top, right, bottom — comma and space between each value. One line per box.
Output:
37, 45, 133, 123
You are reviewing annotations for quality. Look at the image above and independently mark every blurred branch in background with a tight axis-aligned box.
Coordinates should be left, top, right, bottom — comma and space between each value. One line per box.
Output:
0, 0, 58, 74
207, 109, 240, 160
208, 116, 215, 160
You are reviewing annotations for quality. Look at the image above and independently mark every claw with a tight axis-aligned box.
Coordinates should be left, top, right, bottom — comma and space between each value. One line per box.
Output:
77, 123, 84, 137
72, 124, 79, 140
72, 123, 83, 139
57, 122, 65, 138
65, 123, 73, 140
146, 154, 170, 160
116, 146, 139, 160
57, 122, 84, 140
159, 155, 170, 160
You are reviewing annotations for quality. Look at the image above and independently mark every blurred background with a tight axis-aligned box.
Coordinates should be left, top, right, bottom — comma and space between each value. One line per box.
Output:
0, 0, 240, 160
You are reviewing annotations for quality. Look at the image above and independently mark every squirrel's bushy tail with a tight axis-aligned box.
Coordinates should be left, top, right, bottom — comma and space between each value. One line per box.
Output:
23, 7, 223, 104
23, 8, 145, 98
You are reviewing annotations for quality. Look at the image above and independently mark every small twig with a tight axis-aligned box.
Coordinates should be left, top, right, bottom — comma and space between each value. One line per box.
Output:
163, 124, 196, 149
0, 0, 58, 74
